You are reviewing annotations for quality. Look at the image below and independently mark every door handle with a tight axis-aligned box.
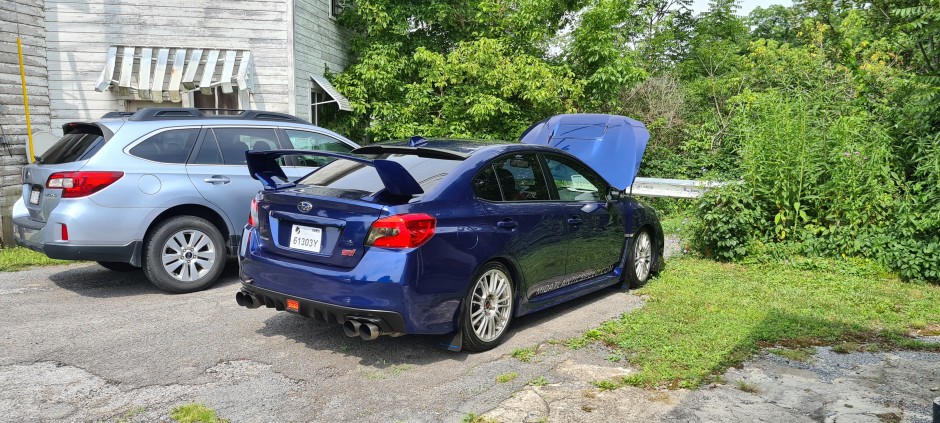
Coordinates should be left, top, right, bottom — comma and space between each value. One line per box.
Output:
204, 175, 231, 185
496, 219, 518, 230
567, 217, 583, 226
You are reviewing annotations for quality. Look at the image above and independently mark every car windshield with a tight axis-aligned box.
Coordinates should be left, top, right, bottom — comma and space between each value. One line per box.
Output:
297, 154, 462, 195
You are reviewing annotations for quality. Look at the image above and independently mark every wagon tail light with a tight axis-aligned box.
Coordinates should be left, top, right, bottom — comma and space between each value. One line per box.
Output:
46, 171, 124, 198
365, 213, 436, 248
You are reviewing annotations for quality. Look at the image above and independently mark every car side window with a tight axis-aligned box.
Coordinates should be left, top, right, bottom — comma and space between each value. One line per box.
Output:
472, 164, 504, 201
190, 130, 223, 165
543, 154, 605, 202
212, 127, 279, 165
283, 129, 353, 167
129, 128, 199, 163
490, 153, 549, 201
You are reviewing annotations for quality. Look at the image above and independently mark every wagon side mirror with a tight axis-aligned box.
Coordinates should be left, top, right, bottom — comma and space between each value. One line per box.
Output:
606, 187, 624, 202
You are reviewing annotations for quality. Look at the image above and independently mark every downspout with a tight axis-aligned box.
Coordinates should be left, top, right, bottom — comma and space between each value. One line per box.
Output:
17, 36, 35, 163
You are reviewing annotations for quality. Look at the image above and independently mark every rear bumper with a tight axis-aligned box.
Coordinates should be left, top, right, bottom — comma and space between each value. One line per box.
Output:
239, 228, 464, 335
238, 284, 407, 334
12, 197, 146, 266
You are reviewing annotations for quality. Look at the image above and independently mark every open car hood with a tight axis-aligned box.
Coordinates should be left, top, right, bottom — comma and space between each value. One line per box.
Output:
519, 114, 649, 189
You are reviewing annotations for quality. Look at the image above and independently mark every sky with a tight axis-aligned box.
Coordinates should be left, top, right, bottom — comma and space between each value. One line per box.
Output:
691, 0, 794, 16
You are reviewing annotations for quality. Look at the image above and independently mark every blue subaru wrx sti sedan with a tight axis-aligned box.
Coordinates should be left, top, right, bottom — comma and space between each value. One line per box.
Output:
235, 114, 664, 351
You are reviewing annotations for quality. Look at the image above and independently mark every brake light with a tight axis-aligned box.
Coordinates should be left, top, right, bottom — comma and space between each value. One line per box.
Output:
46, 171, 124, 198
366, 213, 436, 248
248, 196, 260, 227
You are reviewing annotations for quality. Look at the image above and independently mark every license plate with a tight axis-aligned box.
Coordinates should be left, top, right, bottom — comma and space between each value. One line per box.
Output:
289, 224, 322, 253
29, 188, 41, 205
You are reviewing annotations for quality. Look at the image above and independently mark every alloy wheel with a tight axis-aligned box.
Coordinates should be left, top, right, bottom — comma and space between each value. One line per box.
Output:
469, 268, 513, 342
634, 231, 652, 281
161, 229, 217, 282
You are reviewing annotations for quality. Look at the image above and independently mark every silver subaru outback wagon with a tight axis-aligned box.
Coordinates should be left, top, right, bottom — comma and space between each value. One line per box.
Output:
13, 108, 358, 293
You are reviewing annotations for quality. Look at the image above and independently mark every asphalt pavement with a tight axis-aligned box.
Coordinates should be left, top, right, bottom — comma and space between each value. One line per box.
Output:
0, 261, 644, 422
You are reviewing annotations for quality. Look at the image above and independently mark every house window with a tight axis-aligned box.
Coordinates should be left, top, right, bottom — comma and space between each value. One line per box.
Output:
193, 87, 240, 112
330, 0, 342, 18
310, 89, 340, 125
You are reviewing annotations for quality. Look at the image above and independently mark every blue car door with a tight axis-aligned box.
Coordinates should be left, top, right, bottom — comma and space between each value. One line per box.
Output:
541, 153, 623, 283
474, 153, 570, 300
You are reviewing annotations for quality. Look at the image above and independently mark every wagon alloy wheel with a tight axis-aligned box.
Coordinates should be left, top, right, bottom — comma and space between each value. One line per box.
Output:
633, 231, 652, 281
161, 229, 216, 282
143, 216, 226, 294
461, 263, 515, 351
470, 269, 513, 342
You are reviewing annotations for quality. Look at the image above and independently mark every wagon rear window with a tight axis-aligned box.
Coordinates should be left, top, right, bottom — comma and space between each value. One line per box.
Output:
39, 129, 105, 164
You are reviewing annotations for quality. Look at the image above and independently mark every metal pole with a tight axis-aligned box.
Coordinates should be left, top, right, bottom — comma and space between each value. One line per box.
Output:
17, 36, 35, 162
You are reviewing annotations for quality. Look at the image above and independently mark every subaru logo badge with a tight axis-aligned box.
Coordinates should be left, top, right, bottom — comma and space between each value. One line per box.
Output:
297, 201, 313, 213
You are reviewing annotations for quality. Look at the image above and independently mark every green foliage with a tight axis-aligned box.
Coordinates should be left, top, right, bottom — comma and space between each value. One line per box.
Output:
689, 183, 763, 261
495, 371, 519, 383
0, 247, 69, 272
170, 403, 226, 423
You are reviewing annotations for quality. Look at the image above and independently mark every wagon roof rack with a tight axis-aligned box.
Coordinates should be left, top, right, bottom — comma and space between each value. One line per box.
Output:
125, 107, 311, 124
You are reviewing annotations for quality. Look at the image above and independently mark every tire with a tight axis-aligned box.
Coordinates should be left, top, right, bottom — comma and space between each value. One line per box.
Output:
460, 262, 515, 352
623, 229, 656, 289
143, 216, 226, 293
96, 261, 139, 272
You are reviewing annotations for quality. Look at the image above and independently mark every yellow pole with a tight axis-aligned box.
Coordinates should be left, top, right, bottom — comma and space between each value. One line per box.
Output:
17, 36, 35, 163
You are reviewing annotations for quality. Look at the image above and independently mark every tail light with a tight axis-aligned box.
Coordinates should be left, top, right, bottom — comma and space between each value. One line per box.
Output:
46, 171, 124, 198
366, 213, 436, 248
248, 197, 259, 227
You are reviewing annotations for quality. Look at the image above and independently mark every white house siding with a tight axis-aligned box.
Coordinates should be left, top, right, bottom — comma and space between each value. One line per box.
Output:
293, 0, 348, 123
0, 0, 49, 246
44, 0, 291, 134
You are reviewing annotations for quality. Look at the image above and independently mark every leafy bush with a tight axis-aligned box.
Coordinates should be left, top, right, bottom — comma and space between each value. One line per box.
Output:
689, 183, 765, 261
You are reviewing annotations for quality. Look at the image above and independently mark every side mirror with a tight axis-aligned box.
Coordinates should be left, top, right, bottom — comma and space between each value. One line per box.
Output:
606, 187, 624, 202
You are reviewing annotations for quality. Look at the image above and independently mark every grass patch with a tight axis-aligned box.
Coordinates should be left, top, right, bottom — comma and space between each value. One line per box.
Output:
592, 379, 619, 391
584, 257, 940, 389
0, 247, 68, 272
768, 347, 816, 362
461, 412, 498, 423
511, 346, 538, 363
170, 403, 227, 423
528, 375, 548, 386
495, 371, 518, 383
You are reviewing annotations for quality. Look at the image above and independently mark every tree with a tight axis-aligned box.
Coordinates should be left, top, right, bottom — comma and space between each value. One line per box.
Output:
325, 0, 583, 142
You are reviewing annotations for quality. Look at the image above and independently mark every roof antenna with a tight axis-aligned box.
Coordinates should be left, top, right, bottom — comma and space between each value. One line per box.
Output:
409, 136, 428, 147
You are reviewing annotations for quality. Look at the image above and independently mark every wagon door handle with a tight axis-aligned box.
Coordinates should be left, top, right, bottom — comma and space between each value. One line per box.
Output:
204, 175, 231, 185
567, 217, 583, 227
496, 219, 518, 230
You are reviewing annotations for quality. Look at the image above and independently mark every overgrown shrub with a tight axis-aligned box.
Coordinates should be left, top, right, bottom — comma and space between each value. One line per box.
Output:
689, 183, 765, 261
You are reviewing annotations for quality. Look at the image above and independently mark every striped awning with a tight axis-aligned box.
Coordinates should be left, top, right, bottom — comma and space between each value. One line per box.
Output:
310, 74, 352, 111
94, 46, 256, 103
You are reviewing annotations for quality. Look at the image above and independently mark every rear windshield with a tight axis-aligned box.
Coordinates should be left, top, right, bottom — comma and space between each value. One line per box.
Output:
39, 126, 106, 164
297, 154, 462, 195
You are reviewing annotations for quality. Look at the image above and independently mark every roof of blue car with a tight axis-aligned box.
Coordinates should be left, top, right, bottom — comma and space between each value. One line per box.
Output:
372, 138, 528, 155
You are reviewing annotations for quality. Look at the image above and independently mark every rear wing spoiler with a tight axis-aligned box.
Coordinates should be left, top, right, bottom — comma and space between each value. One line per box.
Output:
245, 149, 424, 196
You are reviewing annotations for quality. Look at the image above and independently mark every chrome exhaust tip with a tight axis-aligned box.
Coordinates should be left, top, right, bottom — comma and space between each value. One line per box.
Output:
359, 322, 380, 341
343, 319, 363, 338
235, 291, 261, 309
